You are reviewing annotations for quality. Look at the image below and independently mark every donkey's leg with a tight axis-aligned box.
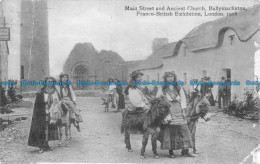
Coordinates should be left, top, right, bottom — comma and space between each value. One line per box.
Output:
65, 124, 70, 147
105, 103, 108, 112
192, 123, 198, 153
58, 126, 63, 146
140, 131, 149, 158
124, 130, 132, 152
69, 121, 72, 139
107, 102, 111, 112
188, 120, 198, 154
151, 129, 159, 158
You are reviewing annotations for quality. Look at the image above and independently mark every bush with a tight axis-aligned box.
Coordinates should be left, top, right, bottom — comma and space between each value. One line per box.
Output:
223, 90, 260, 120
0, 105, 13, 114
0, 85, 16, 114
0, 87, 8, 107
7, 85, 17, 102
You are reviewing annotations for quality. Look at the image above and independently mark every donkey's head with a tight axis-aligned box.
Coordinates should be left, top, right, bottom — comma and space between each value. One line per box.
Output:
49, 104, 62, 125
195, 96, 211, 122
149, 98, 171, 119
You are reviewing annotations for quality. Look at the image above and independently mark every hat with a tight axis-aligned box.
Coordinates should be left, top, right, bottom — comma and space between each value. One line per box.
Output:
130, 70, 144, 80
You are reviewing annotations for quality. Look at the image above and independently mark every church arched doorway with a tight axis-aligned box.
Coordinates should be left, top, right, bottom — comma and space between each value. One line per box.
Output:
72, 64, 88, 90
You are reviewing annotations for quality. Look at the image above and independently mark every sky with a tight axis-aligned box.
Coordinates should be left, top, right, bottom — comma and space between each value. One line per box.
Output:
4, 0, 258, 79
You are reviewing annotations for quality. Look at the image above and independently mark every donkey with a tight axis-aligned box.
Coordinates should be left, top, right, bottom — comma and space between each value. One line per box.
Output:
121, 98, 171, 159
186, 92, 211, 154
49, 102, 72, 147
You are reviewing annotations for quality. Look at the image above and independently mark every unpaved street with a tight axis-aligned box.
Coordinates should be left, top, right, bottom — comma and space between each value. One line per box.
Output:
1, 97, 260, 164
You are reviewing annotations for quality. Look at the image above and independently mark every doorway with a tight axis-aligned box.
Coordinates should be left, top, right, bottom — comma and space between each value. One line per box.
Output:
222, 68, 231, 106
72, 65, 88, 90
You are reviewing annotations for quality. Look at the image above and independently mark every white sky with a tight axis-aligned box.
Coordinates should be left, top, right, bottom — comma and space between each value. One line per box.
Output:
4, 0, 257, 79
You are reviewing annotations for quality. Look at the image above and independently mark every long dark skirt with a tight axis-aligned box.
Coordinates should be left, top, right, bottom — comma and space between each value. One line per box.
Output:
160, 124, 193, 150
118, 93, 125, 109
209, 91, 215, 106
28, 93, 59, 148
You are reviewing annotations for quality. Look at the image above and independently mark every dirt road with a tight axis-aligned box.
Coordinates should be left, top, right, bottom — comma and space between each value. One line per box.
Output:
1, 97, 260, 164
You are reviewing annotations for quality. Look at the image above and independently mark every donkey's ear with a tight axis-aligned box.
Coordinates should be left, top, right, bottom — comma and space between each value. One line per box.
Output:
147, 97, 153, 102
149, 99, 156, 105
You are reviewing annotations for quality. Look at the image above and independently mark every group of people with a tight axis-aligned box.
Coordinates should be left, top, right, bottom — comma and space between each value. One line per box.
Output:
28, 73, 83, 154
191, 76, 231, 109
124, 70, 205, 158
28, 70, 210, 157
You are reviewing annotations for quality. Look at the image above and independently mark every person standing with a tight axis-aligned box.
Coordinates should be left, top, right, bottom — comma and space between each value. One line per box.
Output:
157, 71, 194, 158
226, 78, 231, 106
106, 78, 118, 111
218, 77, 227, 109
115, 78, 125, 112
201, 77, 215, 106
28, 77, 60, 154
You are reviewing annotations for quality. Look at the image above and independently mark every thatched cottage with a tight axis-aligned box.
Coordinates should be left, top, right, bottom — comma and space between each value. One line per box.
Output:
135, 5, 260, 100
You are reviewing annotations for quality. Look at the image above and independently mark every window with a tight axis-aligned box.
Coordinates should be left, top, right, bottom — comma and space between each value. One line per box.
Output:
157, 73, 160, 81
202, 70, 207, 78
229, 35, 235, 46
21, 65, 24, 79
183, 73, 187, 85
147, 75, 149, 82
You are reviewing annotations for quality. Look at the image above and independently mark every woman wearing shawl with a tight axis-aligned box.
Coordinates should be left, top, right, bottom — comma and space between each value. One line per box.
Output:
156, 71, 194, 158
124, 70, 150, 114
28, 77, 59, 154
57, 72, 83, 132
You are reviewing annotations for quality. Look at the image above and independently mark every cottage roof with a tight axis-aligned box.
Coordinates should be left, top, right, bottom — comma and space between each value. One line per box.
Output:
132, 5, 260, 71
182, 5, 260, 52
137, 42, 177, 70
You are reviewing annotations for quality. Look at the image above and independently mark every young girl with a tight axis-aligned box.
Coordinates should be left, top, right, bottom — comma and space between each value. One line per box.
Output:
106, 78, 118, 111
57, 72, 83, 132
157, 71, 194, 158
124, 70, 150, 113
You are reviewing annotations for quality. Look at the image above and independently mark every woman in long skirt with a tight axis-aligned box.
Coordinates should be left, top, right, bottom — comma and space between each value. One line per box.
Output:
115, 78, 125, 112
28, 77, 59, 154
157, 71, 194, 158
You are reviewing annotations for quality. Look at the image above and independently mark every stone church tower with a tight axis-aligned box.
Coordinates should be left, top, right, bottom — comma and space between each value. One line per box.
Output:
0, 2, 9, 82
20, 0, 49, 86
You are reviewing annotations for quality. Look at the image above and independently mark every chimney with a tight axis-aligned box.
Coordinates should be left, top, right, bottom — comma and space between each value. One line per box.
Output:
152, 38, 168, 53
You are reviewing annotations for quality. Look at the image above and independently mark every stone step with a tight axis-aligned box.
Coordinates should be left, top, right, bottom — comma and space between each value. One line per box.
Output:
0, 112, 28, 122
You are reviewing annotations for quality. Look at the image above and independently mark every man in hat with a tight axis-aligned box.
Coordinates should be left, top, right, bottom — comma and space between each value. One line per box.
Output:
201, 76, 215, 106
218, 76, 227, 109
